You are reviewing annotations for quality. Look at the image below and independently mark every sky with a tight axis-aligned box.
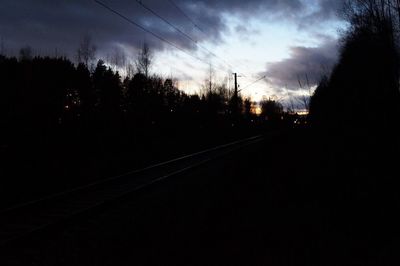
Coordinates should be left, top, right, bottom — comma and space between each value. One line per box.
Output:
0, 0, 347, 106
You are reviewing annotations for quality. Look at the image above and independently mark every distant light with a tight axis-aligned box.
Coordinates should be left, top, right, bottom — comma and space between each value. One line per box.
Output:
297, 111, 309, 116
253, 107, 262, 115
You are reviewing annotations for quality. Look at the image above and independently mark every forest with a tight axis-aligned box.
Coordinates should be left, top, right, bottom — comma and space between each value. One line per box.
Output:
0, 39, 295, 208
1, 0, 400, 209
1, 0, 400, 264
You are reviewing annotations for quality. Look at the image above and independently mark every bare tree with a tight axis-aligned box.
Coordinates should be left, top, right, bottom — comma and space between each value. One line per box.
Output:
135, 43, 152, 78
285, 86, 296, 114
342, 0, 400, 36
309, 0, 400, 128
216, 82, 229, 101
125, 62, 135, 79
111, 47, 127, 72
260, 97, 284, 121
201, 63, 217, 98
207, 63, 214, 95
19, 46, 33, 61
297, 75, 311, 112
209, 63, 215, 94
77, 34, 97, 67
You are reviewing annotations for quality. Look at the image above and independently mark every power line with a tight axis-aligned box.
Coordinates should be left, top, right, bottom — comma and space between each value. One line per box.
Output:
167, 0, 259, 79
167, 0, 207, 35
94, 0, 230, 92
136, 0, 234, 72
94, 0, 253, 96
167, 0, 253, 74
241, 75, 267, 90
166, 1, 254, 74
139, 0, 254, 76
94, 0, 210, 67
135, 0, 198, 44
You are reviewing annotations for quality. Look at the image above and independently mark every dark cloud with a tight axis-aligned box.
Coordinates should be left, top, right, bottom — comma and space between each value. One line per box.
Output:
263, 37, 339, 90
0, 0, 203, 56
298, 0, 345, 28
315, 0, 345, 18
0, 0, 343, 59
234, 25, 260, 38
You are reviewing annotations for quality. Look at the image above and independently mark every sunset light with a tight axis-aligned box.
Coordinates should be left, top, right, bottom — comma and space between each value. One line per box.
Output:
1, 1, 399, 265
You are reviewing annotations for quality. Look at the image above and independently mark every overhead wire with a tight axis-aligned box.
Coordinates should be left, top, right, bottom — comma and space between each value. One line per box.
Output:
167, 0, 207, 35
94, 0, 213, 68
164, 0, 252, 90
135, 0, 235, 72
166, 0, 262, 79
240, 75, 267, 90
135, 0, 198, 44
166, 0, 245, 71
134, 0, 238, 92
95, 0, 263, 96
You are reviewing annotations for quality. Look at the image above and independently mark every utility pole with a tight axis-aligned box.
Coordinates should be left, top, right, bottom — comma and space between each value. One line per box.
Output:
209, 63, 213, 95
232, 73, 239, 122
234, 73, 238, 100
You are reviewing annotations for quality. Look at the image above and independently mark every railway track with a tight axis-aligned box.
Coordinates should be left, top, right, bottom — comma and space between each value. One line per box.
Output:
0, 135, 263, 246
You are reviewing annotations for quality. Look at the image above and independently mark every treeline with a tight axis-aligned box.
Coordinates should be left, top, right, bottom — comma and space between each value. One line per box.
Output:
0, 53, 267, 207
309, 0, 400, 133
0, 54, 263, 147
0, 42, 303, 208
304, 3, 400, 258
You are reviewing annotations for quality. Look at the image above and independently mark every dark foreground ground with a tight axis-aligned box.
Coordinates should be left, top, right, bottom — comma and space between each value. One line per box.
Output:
1, 128, 400, 265
0, 125, 260, 210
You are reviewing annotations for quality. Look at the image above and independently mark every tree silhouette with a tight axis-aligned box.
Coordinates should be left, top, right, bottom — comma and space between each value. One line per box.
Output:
260, 98, 283, 122
244, 98, 252, 118
75, 63, 94, 120
77, 34, 97, 68
19, 46, 33, 61
136, 43, 152, 78
93, 60, 122, 119
310, 0, 400, 132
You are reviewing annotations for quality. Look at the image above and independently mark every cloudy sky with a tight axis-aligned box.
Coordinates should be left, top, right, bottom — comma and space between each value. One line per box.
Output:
0, 0, 347, 104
